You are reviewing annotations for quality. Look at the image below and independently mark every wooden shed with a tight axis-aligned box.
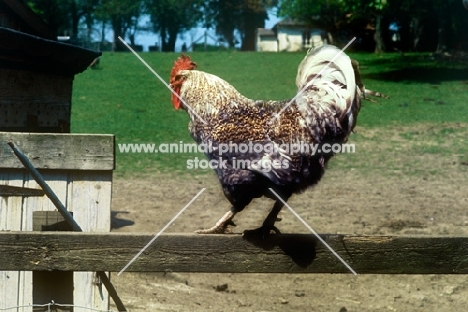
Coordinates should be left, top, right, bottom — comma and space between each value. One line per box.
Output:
0, 1, 113, 311
0, 0, 100, 133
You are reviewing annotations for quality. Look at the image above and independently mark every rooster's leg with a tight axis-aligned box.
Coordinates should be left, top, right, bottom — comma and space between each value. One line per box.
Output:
195, 209, 237, 234
244, 200, 284, 238
262, 200, 284, 233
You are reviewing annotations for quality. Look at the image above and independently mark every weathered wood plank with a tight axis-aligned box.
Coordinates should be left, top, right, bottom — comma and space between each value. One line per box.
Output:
68, 171, 112, 310
0, 132, 114, 170
0, 184, 44, 196
0, 171, 29, 309
18, 170, 112, 311
1, 232, 468, 274
0, 169, 113, 310
69, 171, 112, 232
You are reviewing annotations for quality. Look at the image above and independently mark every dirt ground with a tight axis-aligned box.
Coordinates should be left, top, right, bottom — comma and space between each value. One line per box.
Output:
109, 125, 468, 312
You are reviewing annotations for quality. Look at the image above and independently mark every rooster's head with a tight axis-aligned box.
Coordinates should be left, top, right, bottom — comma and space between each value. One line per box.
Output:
170, 54, 197, 110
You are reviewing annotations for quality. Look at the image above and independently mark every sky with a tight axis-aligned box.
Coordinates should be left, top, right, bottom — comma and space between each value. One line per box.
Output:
132, 9, 281, 52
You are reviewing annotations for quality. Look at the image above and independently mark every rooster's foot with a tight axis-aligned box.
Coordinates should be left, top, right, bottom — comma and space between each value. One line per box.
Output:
195, 220, 235, 234
195, 225, 232, 234
195, 211, 236, 234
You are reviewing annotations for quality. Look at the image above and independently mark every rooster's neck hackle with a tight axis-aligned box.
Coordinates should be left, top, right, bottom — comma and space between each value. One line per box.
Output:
179, 70, 255, 119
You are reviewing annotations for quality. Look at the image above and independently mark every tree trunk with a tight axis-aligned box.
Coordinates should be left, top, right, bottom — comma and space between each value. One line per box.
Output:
436, 15, 449, 53
101, 19, 106, 44
241, 10, 264, 51
166, 27, 178, 52
85, 10, 93, 45
71, 0, 79, 40
397, 16, 411, 52
223, 29, 236, 48
241, 25, 256, 51
112, 17, 126, 51
160, 26, 168, 51
160, 26, 178, 52
410, 17, 423, 51
374, 14, 385, 53
129, 34, 135, 46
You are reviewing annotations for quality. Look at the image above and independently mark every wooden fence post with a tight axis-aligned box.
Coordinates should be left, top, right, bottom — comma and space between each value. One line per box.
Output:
0, 132, 114, 311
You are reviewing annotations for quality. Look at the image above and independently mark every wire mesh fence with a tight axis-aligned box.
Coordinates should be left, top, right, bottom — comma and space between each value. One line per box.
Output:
0, 301, 117, 312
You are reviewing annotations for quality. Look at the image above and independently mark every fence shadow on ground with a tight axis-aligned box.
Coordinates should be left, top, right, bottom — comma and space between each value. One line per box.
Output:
111, 211, 135, 229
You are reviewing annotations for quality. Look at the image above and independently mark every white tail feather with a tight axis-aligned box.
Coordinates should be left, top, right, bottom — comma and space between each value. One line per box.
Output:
295, 45, 357, 118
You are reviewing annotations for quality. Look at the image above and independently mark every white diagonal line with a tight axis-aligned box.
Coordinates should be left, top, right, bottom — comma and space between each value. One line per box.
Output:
268, 37, 356, 125
269, 188, 357, 275
117, 37, 208, 125
117, 188, 206, 275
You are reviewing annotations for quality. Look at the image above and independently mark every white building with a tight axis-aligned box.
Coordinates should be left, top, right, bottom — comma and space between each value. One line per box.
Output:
257, 18, 326, 52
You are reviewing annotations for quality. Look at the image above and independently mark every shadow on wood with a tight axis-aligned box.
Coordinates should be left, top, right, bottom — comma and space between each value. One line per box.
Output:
243, 234, 317, 268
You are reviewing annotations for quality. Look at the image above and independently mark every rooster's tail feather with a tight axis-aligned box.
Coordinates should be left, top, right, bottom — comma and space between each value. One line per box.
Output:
294, 45, 361, 135
296, 45, 359, 115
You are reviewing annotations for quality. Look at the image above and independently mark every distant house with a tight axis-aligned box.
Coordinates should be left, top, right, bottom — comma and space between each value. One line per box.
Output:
256, 28, 277, 52
257, 18, 326, 52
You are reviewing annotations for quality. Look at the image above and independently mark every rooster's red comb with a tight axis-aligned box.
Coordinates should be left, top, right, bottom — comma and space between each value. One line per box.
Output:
170, 54, 197, 83
170, 54, 197, 110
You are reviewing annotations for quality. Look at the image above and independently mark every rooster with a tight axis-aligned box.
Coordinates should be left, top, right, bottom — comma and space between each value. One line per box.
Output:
170, 45, 364, 236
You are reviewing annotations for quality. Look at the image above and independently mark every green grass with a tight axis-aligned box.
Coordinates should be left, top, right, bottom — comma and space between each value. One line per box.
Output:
71, 51, 468, 175
353, 52, 468, 126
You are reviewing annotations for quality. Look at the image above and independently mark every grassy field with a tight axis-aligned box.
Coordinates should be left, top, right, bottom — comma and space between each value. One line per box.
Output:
71, 51, 468, 175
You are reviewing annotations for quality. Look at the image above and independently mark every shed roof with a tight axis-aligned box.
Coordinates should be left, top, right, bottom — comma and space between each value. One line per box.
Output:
0, 27, 101, 76
257, 28, 276, 37
274, 17, 321, 30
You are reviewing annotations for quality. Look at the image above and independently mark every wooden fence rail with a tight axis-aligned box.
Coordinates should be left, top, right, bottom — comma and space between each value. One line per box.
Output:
1, 232, 468, 274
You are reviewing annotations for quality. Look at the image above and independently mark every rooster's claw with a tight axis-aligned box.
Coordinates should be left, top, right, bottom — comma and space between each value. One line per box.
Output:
195, 226, 232, 234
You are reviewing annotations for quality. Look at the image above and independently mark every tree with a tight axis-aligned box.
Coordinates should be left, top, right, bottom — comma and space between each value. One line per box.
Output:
28, 0, 99, 42
386, 0, 468, 52
278, 0, 345, 46
206, 0, 273, 50
345, 0, 388, 53
432, 0, 468, 52
96, 0, 143, 51
146, 0, 203, 52
27, 0, 73, 36
205, 0, 242, 48
238, 0, 269, 50
278, 0, 389, 52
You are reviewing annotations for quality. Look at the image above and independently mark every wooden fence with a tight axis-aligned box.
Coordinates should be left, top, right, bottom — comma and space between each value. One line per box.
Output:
1, 131, 468, 311
0, 132, 114, 311
1, 232, 468, 274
